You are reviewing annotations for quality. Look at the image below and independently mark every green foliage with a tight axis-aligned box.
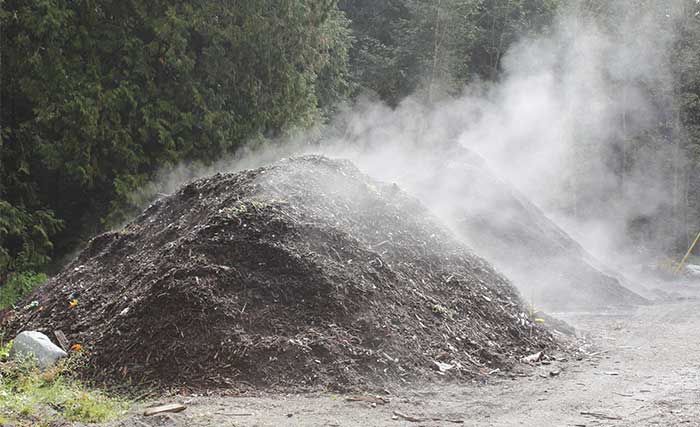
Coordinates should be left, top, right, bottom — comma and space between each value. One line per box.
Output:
340, 0, 560, 103
431, 303, 454, 319
315, 6, 354, 117
1, 0, 351, 276
0, 341, 11, 360
0, 201, 62, 278
0, 356, 129, 425
467, 0, 560, 81
0, 271, 47, 309
2, 0, 698, 273
394, 0, 483, 100
339, 0, 409, 104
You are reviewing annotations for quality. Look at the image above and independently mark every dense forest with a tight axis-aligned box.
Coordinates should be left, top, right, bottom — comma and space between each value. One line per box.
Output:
1, 0, 699, 301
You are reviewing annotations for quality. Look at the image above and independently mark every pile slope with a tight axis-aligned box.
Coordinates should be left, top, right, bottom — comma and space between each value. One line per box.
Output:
403, 145, 648, 310
2, 156, 551, 390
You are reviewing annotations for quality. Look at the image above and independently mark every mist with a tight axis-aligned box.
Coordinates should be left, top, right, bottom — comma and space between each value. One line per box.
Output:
144, 1, 690, 299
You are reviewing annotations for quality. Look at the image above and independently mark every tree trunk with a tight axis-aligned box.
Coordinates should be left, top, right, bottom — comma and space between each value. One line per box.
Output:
428, 0, 444, 103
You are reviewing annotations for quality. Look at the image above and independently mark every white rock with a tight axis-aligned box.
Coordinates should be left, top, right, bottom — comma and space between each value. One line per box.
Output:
9, 331, 68, 369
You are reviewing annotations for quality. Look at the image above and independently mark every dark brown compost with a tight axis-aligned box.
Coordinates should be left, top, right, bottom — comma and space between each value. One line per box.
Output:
2, 156, 553, 390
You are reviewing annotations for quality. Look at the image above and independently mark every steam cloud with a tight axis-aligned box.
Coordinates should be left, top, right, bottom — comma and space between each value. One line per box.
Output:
148, 2, 687, 283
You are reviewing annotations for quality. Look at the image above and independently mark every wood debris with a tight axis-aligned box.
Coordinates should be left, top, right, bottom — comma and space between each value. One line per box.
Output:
580, 411, 622, 420
392, 411, 464, 424
521, 351, 544, 363
346, 395, 390, 405
54, 330, 69, 352
143, 403, 187, 416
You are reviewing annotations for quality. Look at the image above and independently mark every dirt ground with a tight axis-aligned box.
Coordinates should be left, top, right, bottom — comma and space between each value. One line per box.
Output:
96, 281, 700, 427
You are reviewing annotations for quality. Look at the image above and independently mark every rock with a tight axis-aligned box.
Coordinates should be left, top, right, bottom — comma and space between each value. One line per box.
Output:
9, 331, 68, 369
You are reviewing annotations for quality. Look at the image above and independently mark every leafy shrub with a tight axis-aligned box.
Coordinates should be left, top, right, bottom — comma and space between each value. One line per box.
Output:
0, 271, 47, 309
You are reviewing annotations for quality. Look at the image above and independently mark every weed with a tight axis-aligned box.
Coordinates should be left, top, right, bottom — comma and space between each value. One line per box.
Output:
0, 340, 11, 359
526, 302, 546, 324
0, 271, 47, 309
0, 353, 129, 425
223, 203, 248, 215
431, 304, 455, 319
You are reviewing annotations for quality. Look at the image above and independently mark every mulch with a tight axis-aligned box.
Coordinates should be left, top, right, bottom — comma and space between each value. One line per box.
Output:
2, 155, 553, 391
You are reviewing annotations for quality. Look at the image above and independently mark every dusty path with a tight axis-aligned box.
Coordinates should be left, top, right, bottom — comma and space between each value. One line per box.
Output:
108, 284, 700, 427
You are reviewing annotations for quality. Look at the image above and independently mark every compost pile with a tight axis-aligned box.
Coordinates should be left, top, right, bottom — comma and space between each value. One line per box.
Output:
401, 144, 648, 310
3, 155, 552, 390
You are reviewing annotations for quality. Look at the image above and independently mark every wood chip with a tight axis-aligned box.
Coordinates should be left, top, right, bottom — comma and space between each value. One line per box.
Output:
392, 411, 463, 424
54, 330, 69, 352
580, 411, 622, 420
393, 411, 426, 422
346, 395, 390, 405
612, 392, 633, 397
143, 403, 187, 416
214, 412, 253, 416
521, 351, 544, 363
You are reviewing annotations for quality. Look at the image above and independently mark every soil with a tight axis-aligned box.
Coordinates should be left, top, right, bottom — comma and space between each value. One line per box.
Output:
1, 155, 553, 390
92, 280, 700, 427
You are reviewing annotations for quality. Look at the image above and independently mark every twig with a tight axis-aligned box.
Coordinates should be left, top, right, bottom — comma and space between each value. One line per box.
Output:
392, 411, 463, 424
612, 392, 633, 397
329, 246, 343, 263
580, 411, 622, 420
214, 412, 253, 416
346, 396, 390, 405
393, 412, 427, 422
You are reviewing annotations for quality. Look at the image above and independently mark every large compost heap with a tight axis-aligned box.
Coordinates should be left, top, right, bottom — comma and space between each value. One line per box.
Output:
402, 145, 648, 310
3, 155, 552, 390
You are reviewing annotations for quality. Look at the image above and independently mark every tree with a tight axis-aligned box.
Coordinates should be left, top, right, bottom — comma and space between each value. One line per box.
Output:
0, 0, 351, 280
469, 0, 560, 81
340, 0, 559, 104
339, 0, 409, 104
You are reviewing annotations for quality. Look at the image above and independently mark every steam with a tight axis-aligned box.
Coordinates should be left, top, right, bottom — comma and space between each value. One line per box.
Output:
147, 1, 687, 280
474, 3, 682, 262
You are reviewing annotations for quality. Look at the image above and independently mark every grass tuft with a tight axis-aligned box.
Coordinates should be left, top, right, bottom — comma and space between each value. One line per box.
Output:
0, 344, 129, 425
0, 271, 47, 309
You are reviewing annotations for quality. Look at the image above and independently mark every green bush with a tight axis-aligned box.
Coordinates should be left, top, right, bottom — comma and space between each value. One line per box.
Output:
0, 271, 47, 309
1, 0, 351, 272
